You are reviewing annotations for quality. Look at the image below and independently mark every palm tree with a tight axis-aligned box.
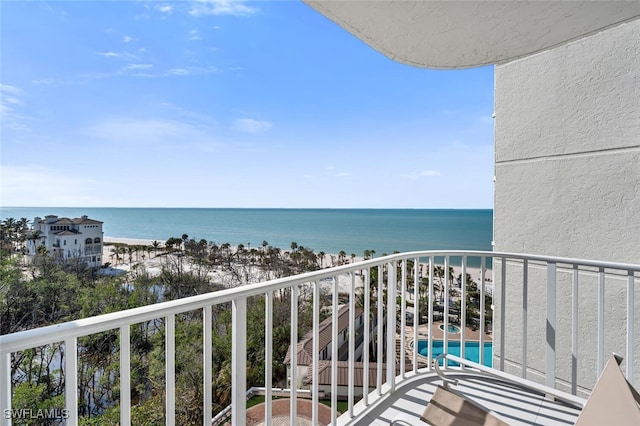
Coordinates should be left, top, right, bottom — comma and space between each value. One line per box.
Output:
318, 251, 325, 268
152, 240, 161, 257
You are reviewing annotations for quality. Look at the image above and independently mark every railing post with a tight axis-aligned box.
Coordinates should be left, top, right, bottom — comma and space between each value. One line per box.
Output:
444, 256, 450, 367
203, 306, 212, 426
428, 257, 434, 371
546, 262, 556, 388
1, 353, 11, 426
363, 269, 370, 406
377, 266, 383, 396
312, 283, 319, 425
461, 256, 467, 362
348, 273, 355, 418
479, 257, 486, 366
413, 257, 419, 373
400, 260, 407, 379
65, 338, 78, 426
386, 261, 396, 392
232, 299, 247, 426
331, 276, 338, 425
290, 285, 298, 425
265, 292, 273, 426
166, 315, 175, 425
499, 256, 506, 372
120, 325, 131, 426
571, 265, 579, 395
627, 271, 635, 384
597, 267, 605, 376
522, 259, 528, 379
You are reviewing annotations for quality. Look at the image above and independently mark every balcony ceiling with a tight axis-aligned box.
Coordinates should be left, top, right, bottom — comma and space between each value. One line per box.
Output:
304, 1, 640, 68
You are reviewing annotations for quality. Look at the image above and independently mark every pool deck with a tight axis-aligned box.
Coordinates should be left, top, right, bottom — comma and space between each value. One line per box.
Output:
405, 321, 492, 343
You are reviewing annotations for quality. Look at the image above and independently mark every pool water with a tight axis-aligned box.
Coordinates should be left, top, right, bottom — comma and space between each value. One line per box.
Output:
415, 340, 493, 367
438, 324, 461, 334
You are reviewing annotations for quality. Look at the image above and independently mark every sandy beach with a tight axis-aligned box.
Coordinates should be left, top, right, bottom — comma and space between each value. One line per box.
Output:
102, 236, 493, 293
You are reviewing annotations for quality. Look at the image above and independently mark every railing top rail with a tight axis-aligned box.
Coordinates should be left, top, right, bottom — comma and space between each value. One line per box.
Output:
1, 250, 638, 353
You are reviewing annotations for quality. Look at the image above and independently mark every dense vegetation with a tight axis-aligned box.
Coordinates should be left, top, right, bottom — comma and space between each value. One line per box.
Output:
0, 227, 344, 425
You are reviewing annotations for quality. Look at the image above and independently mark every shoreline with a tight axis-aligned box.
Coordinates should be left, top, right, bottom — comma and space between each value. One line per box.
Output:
102, 236, 493, 284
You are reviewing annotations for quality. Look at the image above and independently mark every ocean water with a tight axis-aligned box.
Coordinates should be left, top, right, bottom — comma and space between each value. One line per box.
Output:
1, 207, 493, 260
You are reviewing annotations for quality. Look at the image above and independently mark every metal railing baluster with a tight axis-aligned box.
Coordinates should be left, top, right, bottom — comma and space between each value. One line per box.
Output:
120, 325, 131, 426
231, 300, 246, 426
65, 338, 78, 426
413, 257, 419, 373
312, 283, 319, 425
265, 293, 273, 426
546, 262, 556, 389
1, 353, 10, 426
461, 256, 467, 362
331, 276, 338, 425
400, 260, 407, 379
363, 269, 370, 407
479, 256, 486, 366
387, 262, 396, 392
290, 285, 298, 425
597, 267, 605, 376
499, 257, 506, 372
522, 259, 528, 379
627, 270, 635, 384
571, 265, 578, 395
165, 315, 175, 426
348, 273, 355, 418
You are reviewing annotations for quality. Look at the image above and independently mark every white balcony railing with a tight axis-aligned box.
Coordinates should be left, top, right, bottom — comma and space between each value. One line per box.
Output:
1, 250, 638, 426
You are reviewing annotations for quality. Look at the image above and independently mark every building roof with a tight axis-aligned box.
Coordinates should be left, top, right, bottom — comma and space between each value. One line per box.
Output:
284, 304, 363, 365
304, 1, 640, 69
71, 216, 103, 225
55, 230, 80, 236
38, 215, 103, 225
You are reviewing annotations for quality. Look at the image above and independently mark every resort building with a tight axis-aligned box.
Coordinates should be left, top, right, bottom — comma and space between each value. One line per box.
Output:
2, 3, 639, 426
26, 215, 104, 268
285, 305, 367, 392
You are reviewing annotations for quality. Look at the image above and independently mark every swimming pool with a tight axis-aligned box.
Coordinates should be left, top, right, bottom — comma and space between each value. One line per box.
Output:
438, 324, 461, 334
414, 340, 493, 367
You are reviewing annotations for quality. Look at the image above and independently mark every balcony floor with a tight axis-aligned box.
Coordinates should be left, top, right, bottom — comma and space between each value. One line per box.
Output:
348, 371, 582, 426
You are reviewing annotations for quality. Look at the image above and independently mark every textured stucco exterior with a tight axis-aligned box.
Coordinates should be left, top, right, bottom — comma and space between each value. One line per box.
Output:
493, 19, 640, 392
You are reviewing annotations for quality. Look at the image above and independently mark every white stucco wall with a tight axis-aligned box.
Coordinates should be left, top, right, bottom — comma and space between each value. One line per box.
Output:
493, 19, 640, 393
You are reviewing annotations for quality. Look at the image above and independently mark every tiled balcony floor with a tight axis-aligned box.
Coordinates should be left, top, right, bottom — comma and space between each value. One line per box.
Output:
348, 371, 582, 426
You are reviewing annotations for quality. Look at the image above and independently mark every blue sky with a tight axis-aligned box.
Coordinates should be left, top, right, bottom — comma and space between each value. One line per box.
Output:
1, 0, 494, 208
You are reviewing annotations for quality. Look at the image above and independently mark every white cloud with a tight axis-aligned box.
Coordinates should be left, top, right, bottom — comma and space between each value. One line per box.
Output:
0, 166, 105, 207
0, 84, 22, 95
123, 63, 153, 70
4, 97, 22, 105
189, 0, 257, 17
122, 35, 137, 43
233, 118, 272, 134
97, 51, 119, 58
31, 78, 56, 86
0, 84, 30, 130
82, 116, 223, 152
401, 170, 441, 179
189, 29, 201, 41
156, 4, 173, 14
96, 51, 138, 60
166, 68, 190, 76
